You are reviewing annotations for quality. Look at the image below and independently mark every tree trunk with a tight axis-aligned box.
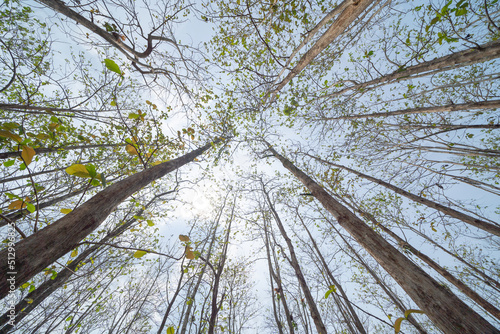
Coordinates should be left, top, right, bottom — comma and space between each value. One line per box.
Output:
263, 215, 294, 334
373, 216, 500, 321
298, 212, 368, 334
266, 143, 499, 333
330, 222, 427, 334
303, 153, 500, 236
327, 40, 500, 98
270, 0, 375, 98
37, 0, 168, 61
262, 181, 328, 334
321, 100, 500, 120
0, 141, 217, 299
0, 143, 125, 160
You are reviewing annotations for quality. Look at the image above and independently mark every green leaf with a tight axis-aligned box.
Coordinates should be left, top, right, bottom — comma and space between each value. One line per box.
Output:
430, 16, 440, 25
3, 160, 15, 167
324, 285, 336, 299
28, 284, 35, 293
100, 173, 107, 187
133, 250, 148, 258
167, 326, 175, 334
104, 58, 122, 76
26, 202, 36, 213
66, 164, 91, 178
147, 220, 154, 226
85, 164, 97, 178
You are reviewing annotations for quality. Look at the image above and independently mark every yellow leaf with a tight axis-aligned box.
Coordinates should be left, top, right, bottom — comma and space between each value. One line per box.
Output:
65, 164, 90, 178
167, 326, 175, 334
185, 246, 195, 259
61, 208, 72, 214
71, 249, 78, 257
125, 144, 138, 155
133, 250, 148, 258
26, 298, 33, 304
179, 235, 190, 242
36, 133, 50, 140
404, 309, 424, 318
393, 317, 404, 333
0, 130, 22, 143
8, 200, 26, 210
49, 123, 59, 131
21, 145, 36, 165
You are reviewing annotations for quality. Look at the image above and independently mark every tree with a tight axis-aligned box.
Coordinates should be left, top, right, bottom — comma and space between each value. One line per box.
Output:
2, 0, 500, 332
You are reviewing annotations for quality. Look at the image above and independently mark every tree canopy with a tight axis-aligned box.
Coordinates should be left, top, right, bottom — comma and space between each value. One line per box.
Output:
1, 0, 499, 333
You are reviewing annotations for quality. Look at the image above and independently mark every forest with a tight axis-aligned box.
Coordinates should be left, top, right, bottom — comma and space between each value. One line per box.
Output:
0, 0, 499, 332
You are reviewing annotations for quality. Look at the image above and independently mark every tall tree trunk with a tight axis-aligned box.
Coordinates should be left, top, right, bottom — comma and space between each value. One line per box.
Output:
320, 100, 500, 121
270, 0, 375, 98
371, 215, 500, 320
208, 197, 235, 334
405, 224, 500, 292
263, 214, 295, 334
303, 153, 500, 236
37, 0, 171, 61
297, 211, 368, 334
0, 192, 169, 332
327, 40, 500, 98
261, 181, 328, 334
0, 141, 217, 299
0, 143, 125, 160
1, 174, 120, 227
266, 143, 499, 333
329, 221, 427, 334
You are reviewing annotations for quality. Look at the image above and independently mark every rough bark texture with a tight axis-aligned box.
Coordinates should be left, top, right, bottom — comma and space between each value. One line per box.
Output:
0, 142, 216, 299
267, 143, 499, 333
0, 193, 170, 332
271, 0, 375, 97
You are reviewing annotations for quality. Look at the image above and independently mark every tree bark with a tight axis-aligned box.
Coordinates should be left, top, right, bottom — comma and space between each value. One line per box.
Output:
0, 143, 125, 160
270, 0, 375, 98
303, 153, 500, 237
320, 100, 500, 120
266, 143, 499, 333
262, 181, 328, 334
327, 40, 500, 98
0, 141, 217, 299
373, 216, 500, 321
298, 212, 368, 334
37, 0, 173, 61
